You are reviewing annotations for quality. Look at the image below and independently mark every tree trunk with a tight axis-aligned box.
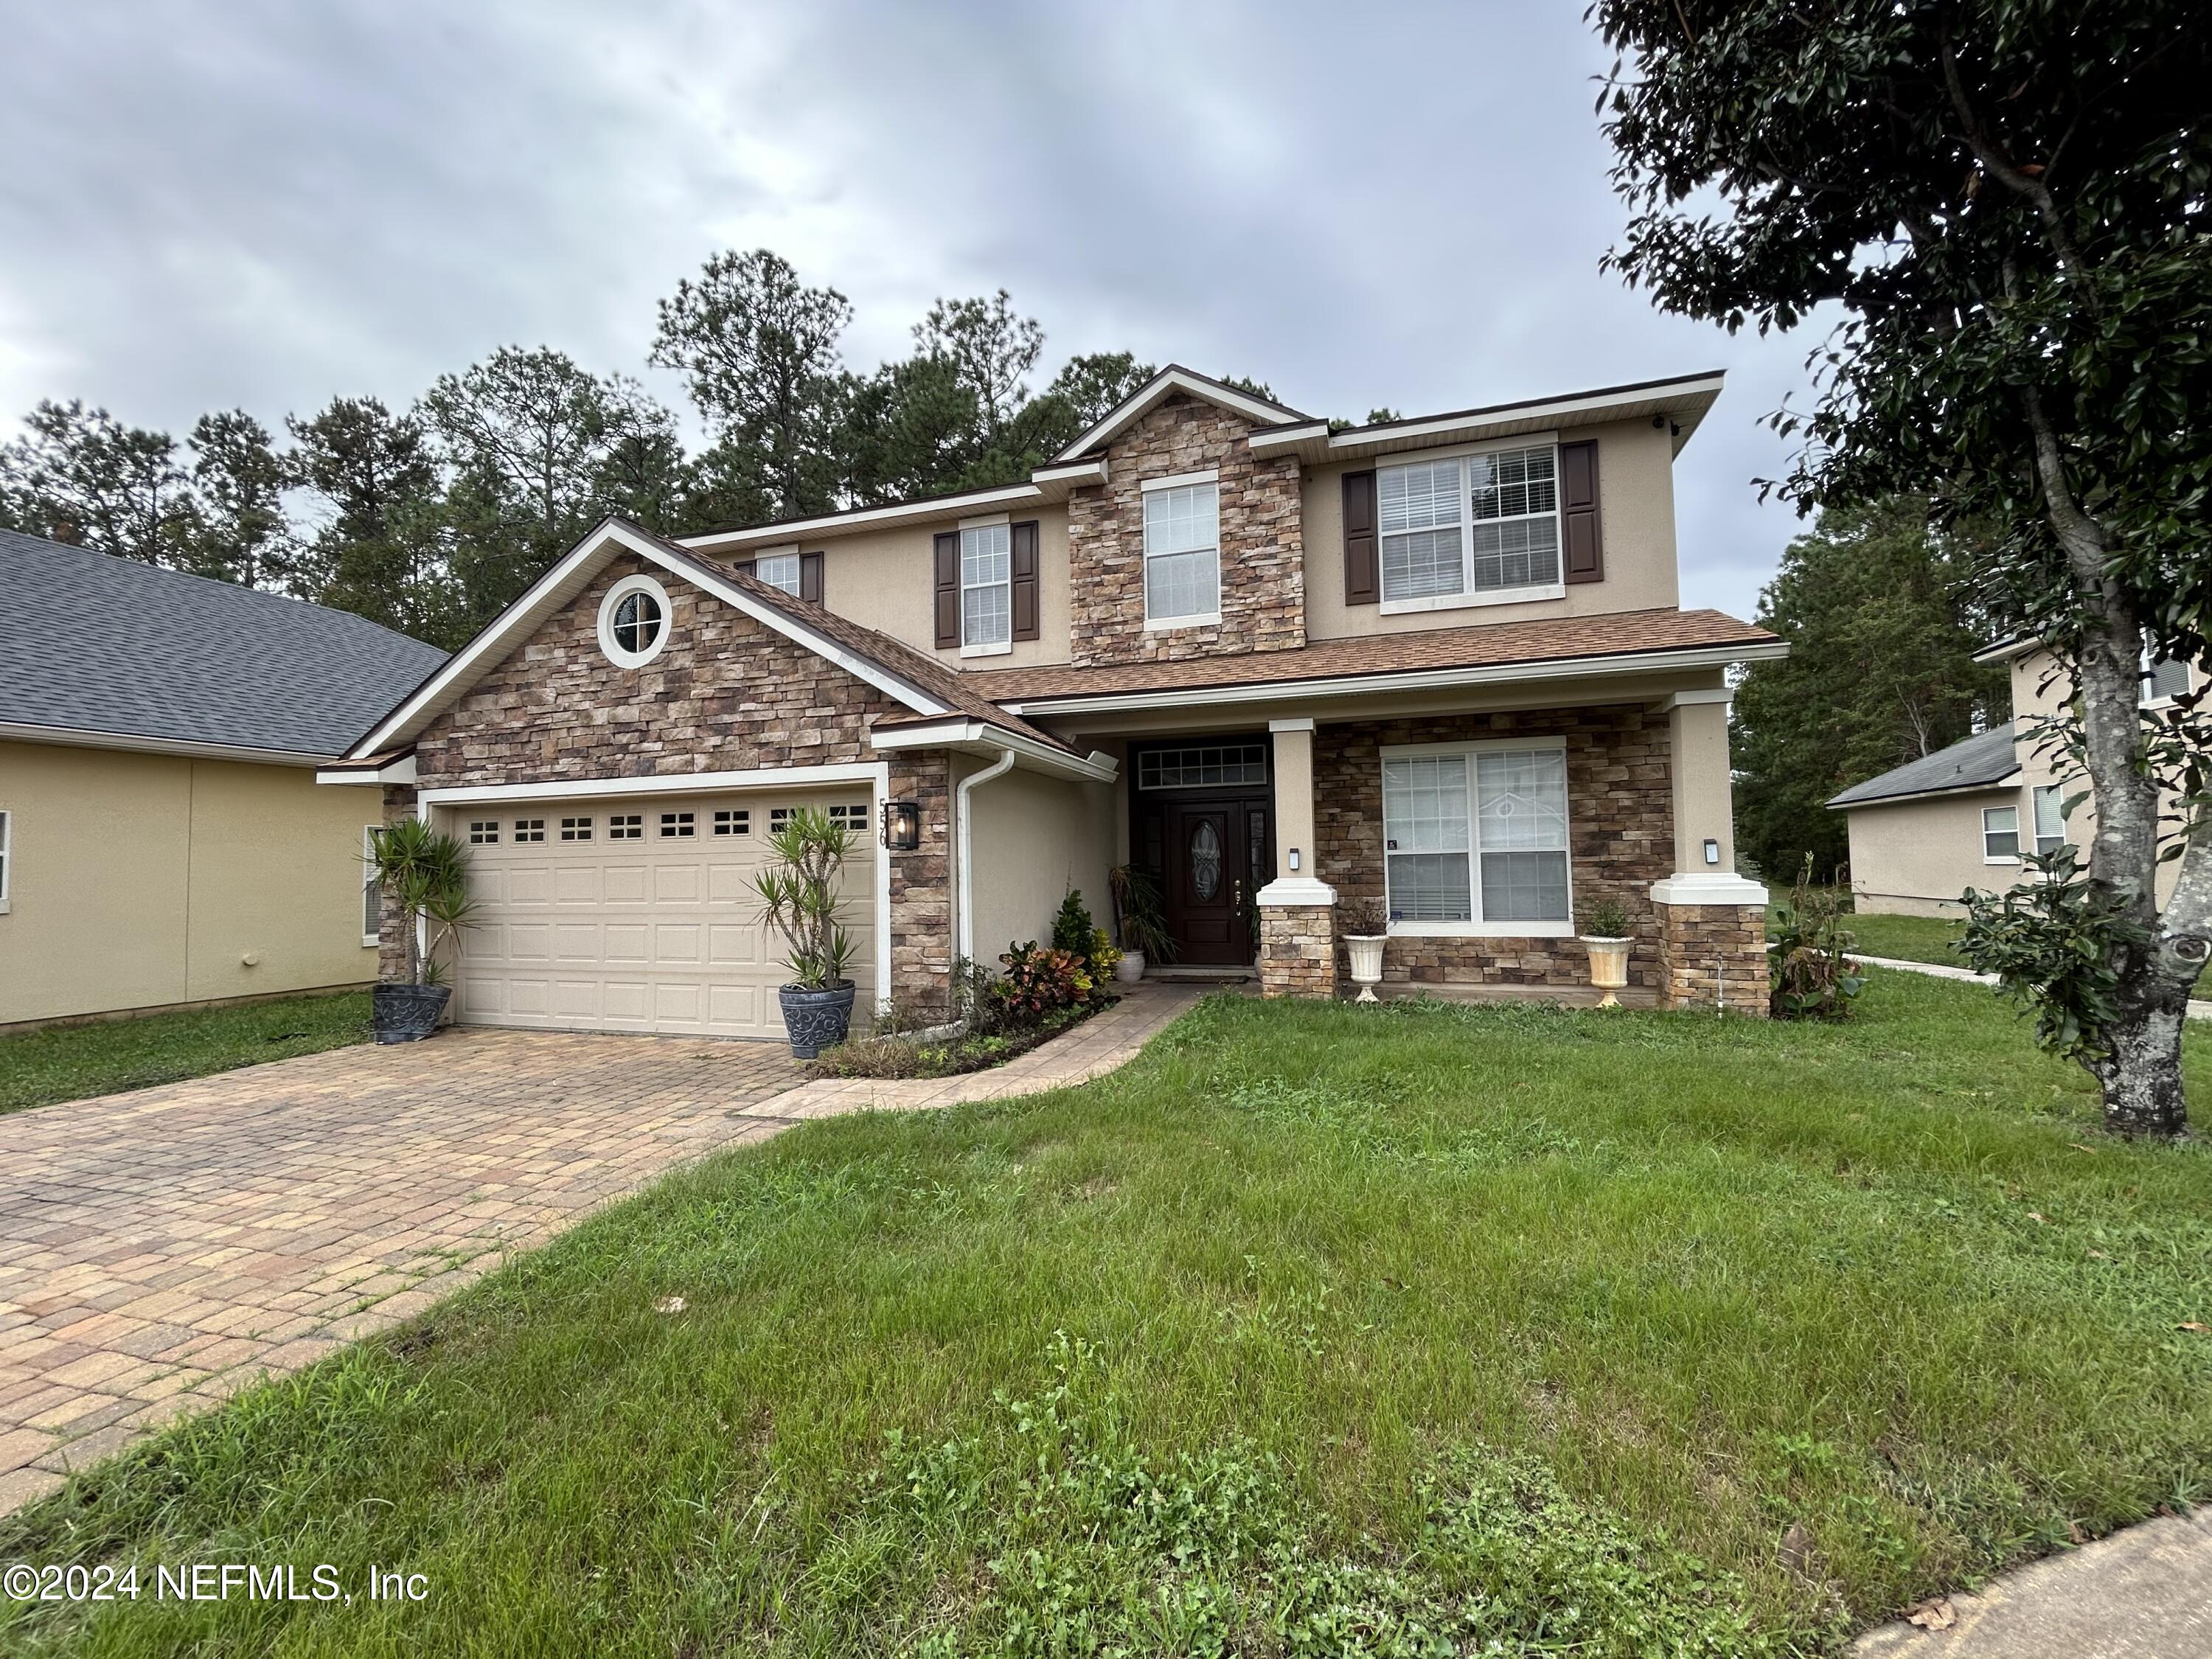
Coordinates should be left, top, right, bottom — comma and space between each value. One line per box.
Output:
2087, 998, 2191, 1136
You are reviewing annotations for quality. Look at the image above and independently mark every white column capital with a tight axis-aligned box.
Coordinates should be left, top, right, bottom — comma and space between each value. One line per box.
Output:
1256, 877, 1336, 907
1651, 874, 1769, 907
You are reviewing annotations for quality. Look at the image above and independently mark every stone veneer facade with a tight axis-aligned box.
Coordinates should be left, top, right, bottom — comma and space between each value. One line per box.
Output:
1259, 903, 1339, 999
1066, 394, 1305, 667
1312, 705, 1675, 991
1653, 903, 1770, 1017
383, 554, 955, 1008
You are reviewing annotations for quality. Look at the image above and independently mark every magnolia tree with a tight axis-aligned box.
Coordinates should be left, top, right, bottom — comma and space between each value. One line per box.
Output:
1590, 1, 2209, 1135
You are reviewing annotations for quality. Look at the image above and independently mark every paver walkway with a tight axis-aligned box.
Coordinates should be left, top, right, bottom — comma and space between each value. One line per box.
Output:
0, 983, 1206, 1519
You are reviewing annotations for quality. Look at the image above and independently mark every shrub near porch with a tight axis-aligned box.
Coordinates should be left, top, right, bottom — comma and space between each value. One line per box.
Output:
4, 974, 2208, 1655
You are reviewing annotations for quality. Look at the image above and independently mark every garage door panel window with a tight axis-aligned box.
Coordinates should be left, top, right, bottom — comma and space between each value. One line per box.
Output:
660, 812, 695, 838
714, 809, 750, 836
469, 820, 499, 844
513, 819, 546, 844
1382, 744, 1571, 930
608, 815, 643, 841
560, 817, 592, 842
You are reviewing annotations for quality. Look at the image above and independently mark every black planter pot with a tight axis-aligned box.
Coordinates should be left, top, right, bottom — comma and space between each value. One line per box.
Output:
373, 983, 451, 1044
778, 980, 857, 1058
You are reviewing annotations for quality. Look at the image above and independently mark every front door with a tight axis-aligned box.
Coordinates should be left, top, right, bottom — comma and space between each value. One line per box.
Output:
1162, 799, 1268, 965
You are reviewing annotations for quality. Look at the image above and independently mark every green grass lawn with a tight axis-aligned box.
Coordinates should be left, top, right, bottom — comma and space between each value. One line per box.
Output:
4, 973, 2208, 1656
0, 991, 372, 1116
1767, 898, 1969, 968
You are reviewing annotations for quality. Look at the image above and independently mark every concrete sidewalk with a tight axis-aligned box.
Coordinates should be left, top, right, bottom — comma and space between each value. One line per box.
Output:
1851, 953, 2212, 1021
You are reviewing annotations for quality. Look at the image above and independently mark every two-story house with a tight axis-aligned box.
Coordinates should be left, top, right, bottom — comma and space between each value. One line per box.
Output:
324, 366, 1785, 1035
1831, 642, 2204, 916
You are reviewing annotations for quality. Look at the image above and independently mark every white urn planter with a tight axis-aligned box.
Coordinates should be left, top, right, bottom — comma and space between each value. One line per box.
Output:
1344, 933, 1388, 1004
1116, 950, 1145, 984
1580, 936, 1632, 1008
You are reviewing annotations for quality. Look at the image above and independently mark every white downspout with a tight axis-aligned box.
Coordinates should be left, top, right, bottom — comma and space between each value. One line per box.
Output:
955, 747, 1016, 965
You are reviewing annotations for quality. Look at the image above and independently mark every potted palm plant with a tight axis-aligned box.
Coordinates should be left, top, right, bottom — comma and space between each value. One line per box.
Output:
757, 806, 858, 1057
1106, 863, 1175, 983
363, 817, 479, 1043
1579, 895, 1634, 1009
1343, 897, 1390, 1004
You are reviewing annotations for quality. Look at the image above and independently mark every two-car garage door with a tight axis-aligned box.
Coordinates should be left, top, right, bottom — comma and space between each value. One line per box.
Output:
450, 788, 876, 1040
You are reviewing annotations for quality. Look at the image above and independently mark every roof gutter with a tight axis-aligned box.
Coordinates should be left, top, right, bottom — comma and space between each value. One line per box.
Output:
869, 717, 1119, 784
1826, 773, 2021, 812
998, 641, 1790, 718
0, 720, 333, 768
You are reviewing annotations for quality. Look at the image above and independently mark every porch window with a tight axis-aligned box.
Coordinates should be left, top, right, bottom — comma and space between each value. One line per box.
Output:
1142, 479, 1220, 625
1378, 444, 1560, 609
1380, 742, 1571, 931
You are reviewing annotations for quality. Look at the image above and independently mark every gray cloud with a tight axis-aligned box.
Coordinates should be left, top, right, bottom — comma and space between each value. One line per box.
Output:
0, 0, 1817, 615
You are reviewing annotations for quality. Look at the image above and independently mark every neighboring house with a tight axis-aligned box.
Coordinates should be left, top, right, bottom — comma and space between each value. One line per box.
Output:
0, 530, 449, 1027
1829, 643, 2203, 916
325, 366, 1786, 1035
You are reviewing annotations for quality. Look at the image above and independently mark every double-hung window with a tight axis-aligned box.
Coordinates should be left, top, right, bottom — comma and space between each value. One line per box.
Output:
2031, 785, 2067, 856
360, 825, 380, 945
1381, 742, 1571, 932
961, 522, 1011, 651
1141, 476, 1220, 626
754, 552, 802, 596
1378, 444, 1560, 611
2141, 651, 2191, 705
1982, 805, 2021, 861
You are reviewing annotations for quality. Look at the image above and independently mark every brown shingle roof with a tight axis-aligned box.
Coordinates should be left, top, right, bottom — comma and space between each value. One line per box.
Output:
636, 524, 1078, 753
972, 608, 1778, 704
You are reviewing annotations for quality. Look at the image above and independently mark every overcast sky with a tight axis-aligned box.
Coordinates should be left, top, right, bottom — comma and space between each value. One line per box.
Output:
0, 0, 1825, 617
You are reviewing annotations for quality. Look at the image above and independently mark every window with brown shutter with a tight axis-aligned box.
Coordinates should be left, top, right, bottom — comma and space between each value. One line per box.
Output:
933, 531, 961, 648
732, 558, 756, 577
800, 550, 824, 603
1342, 470, 1379, 605
1010, 520, 1040, 641
1559, 439, 1603, 584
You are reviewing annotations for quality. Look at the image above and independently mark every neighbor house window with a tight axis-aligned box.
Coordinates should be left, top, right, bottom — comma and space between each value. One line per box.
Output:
961, 523, 1011, 650
1982, 805, 2021, 861
2142, 652, 2191, 704
361, 826, 380, 945
1378, 444, 1559, 608
1142, 478, 1220, 625
2032, 785, 2066, 855
608, 814, 643, 840
1380, 743, 1571, 929
754, 552, 801, 596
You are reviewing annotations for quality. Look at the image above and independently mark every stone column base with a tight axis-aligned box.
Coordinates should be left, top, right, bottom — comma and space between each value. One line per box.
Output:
1652, 875, 1770, 1017
1256, 877, 1338, 1000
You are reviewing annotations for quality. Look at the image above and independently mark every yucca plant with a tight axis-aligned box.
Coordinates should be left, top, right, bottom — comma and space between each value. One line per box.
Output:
754, 807, 856, 990
364, 816, 479, 987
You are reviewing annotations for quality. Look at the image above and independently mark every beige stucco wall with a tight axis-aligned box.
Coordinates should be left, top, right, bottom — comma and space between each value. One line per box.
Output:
957, 759, 1116, 968
1845, 787, 2025, 917
747, 505, 1075, 670
1301, 417, 1681, 642
0, 740, 379, 1026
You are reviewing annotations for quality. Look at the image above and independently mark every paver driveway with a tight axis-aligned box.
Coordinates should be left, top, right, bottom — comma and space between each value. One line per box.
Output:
0, 1028, 801, 1515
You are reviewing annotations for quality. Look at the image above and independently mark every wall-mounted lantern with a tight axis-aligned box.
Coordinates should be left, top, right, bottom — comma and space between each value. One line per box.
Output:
882, 799, 922, 852
1703, 838, 1721, 866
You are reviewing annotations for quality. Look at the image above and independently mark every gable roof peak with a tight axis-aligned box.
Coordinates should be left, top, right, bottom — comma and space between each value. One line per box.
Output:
1048, 364, 1312, 465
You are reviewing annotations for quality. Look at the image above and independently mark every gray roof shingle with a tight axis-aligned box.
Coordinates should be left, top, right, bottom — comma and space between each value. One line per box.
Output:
0, 529, 450, 759
1826, 724, 2021, 809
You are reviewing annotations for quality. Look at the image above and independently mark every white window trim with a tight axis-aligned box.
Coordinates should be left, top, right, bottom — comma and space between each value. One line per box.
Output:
360, 824, 380, 947
956, 511, 1011, 529
1379, 737, 1575, 937
752, 549, 803, 596
2139, 649, 2194, 708
1145, 611, 1222, 632
1982, 804, 2022, 864
1377, 439, 1564, 611
961, 639, 1013, 658
0, 807, 12, 914
596, 573, 673, 669
1140, 467, 1219, 493
958, 521, 1013, 653
2031, 784, 2067, 856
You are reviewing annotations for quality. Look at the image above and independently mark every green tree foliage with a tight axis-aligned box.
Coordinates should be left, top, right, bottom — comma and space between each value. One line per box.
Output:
283, 395, 456, 645
1592, 1, 2211, 1134
0, 398, 196, 564
1733, 501, 2008, 881
184, 408, 291, 588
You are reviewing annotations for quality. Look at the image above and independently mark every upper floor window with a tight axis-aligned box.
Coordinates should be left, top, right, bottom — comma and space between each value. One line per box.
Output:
961, 523, 1011, 651
1378, 445, 1559, 609
1142, 476, 1220, 627
2031, 785, 2066, 855
2142, 651, 2191, 705
754, 552, 801, 596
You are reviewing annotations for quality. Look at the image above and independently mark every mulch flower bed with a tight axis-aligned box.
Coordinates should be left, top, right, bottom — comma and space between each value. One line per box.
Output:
806, 996, 1116, 1080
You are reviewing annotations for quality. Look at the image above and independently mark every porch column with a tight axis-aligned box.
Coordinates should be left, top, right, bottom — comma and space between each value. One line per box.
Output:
1650, 689, 1770, 1015
1256, 717, 1338, 998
